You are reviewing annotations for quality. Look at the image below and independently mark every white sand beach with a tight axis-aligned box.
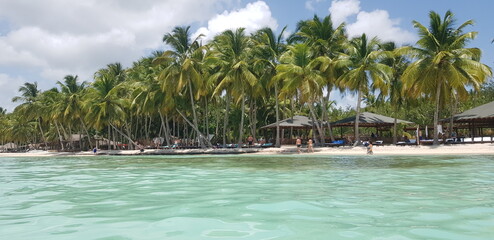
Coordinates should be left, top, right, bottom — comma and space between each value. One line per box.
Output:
1, 143, 493, 157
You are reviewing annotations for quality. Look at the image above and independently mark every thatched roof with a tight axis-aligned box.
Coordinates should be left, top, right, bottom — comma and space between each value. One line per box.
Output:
331, 112, 414, 127
260, 115, 316, 129
450, 101, 494, 122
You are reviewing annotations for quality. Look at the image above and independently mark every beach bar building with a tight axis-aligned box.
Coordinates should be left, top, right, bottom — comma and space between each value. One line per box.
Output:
260, 113, 416, 145
260, 115, 319, 144
330, 112, 415, 143
442, 101, 494, 143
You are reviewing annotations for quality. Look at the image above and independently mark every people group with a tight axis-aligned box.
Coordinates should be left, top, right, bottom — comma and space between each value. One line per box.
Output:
296, 137, 314, 154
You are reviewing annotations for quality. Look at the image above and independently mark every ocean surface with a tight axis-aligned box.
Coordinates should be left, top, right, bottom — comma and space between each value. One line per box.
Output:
1, 154, 493, 239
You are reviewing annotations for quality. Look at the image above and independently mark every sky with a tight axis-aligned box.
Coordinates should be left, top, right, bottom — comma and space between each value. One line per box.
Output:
0, 0, 492, 112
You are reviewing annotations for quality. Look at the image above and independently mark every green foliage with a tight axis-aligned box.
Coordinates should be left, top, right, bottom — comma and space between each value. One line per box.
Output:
2, 11, 492, 149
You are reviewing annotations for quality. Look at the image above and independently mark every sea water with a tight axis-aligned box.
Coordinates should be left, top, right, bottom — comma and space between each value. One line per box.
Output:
1, 155, 493, 239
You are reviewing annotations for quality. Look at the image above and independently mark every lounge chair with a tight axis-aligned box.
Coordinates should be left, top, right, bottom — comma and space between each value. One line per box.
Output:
325, 140, 346, 147
261, 143, 274, 148
396, 139, 417, 146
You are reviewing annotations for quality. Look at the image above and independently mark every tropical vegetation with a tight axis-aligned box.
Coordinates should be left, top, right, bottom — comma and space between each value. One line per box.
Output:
0, 11, 492, 150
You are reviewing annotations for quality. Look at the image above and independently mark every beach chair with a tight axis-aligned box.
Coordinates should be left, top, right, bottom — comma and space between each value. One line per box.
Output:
325, 140, 345, 147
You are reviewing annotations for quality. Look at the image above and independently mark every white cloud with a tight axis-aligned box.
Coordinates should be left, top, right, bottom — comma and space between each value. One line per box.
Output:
347, 10, 416, 44
194, 1, 278, 42
305, 0, 324, 11
329, 0, 416, 45
329, 0, 360, 26
0, 0, 234, 110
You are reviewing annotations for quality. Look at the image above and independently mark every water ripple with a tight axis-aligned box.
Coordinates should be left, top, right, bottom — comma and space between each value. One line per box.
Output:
1, 155, 494, 239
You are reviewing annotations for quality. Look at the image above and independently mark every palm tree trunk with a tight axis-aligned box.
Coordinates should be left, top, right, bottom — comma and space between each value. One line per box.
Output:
275, 84, 281, 147
54, 120, 64, 151
325, 90, 335, 142
222, 93, 230, 146
237, 93, 246, 148
205, 98, 210, 141
165, 114, 172, 145
147, 116, 152, 142
187, 79, 205, 148
68, 124, 73, 150
37, 117, 48, 150
110, 123, 139, 148
433, 82, 441, 145
176, 109, 212, 148
215, 105, 220, 140
354, 89, 362, 146
449, 95, 456, 138
159, 112, 171, 146
393, 117, 398, 145
107, 124, 111, 150
143, 116, 148, 141
249, 98, 255, 137
79, 116, 93, 150
308, 102, 324, 146
122, 123, 132, 150
112, 125, 117, 150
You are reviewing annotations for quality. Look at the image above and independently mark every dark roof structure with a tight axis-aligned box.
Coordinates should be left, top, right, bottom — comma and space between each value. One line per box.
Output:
450, 101, 494, 122
331, 112, 414, 127
260, 115, 316, 129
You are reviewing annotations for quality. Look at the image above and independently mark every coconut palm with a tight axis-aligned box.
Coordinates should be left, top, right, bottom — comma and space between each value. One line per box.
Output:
399, 11, 492, 145
57, 75, 92, 149
131, 53, 175, 146
276, 43, 326, 144
380, 42, 410, 144
293, 14, 347, 142
252, 27, 287, 147
339, 34, 392, 145
212, 28, 257, 147
12, 82, 49, 149
84, 63, 137, 149
158, 26, 211, 148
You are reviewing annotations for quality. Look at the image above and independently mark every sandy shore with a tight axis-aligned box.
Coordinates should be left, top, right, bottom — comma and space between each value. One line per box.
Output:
1, 143, 494, 157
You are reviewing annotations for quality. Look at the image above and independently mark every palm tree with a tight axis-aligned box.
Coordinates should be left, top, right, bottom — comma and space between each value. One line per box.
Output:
399, 11, 492, 145
276, 43, 325, 144
380, 42, 410, 144
339, 34, 392, 145
212, 28, 257, 147
132, 53, 175, 147
12, 82, 49, 149
57, 75, 92, 150
252, 27, 287, 147
293, 14, 347, 142
159, 26, 211, 148
84, 63, 137, 149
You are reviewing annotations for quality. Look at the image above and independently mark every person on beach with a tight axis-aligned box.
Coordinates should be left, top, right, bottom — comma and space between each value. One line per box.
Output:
307, 138, 314, 153
296, 137, 302, 153
367, 141, 373, 155
247, 135, 254, 148
92, 147, 97, 154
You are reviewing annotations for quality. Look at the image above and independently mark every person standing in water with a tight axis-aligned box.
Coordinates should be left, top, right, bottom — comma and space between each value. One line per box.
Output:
307, 138, 314, 153
367, 141, 373, 155
296, 137, 302, 154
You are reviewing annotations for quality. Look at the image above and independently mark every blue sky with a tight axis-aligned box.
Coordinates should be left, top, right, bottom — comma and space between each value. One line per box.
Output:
0, 0, 492, 112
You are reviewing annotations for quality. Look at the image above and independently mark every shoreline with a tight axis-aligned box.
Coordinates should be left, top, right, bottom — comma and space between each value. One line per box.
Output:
1, 143, 494, 157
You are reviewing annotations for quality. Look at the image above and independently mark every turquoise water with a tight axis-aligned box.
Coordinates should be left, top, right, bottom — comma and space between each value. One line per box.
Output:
1, 155, 494, 240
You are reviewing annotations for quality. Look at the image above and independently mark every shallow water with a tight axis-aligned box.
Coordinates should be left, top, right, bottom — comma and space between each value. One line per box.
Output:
1, 155, 494, 239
